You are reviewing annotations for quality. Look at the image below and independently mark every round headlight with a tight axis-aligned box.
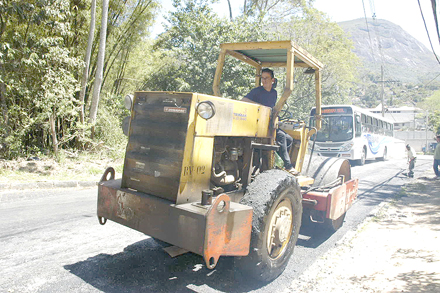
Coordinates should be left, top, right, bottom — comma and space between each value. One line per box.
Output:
196, 101, 216, 120
124, 94, 134, 110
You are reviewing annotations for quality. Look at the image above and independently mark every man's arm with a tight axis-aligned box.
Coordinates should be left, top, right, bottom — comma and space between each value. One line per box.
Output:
241, 97, 257, 104
241, 88, 261, 105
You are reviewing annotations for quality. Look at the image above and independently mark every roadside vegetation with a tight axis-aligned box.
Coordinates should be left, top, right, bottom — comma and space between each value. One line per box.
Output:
0, 150, 124, 182
1, 0, 439, 165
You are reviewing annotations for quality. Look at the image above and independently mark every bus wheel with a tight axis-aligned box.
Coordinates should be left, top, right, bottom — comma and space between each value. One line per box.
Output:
235, 169, 302, 283
357, 148, 366, 166
378, 147, 388, 161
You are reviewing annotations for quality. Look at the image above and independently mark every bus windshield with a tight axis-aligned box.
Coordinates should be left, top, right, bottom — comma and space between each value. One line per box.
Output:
311, 115, 353, 142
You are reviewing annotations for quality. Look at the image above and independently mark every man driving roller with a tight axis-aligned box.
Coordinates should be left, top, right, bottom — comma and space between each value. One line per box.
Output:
242, 68, 299, 175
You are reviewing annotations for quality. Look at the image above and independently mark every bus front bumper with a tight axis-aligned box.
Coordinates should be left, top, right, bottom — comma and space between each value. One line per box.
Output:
316, 150, 354, 160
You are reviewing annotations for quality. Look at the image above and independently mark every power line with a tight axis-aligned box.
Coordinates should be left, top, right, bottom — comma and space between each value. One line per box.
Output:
431, 0, 440, 46
423, 71, 440, 86
369, 0, 386, 69
362, 0, 376, 61
417, 0, 440, 65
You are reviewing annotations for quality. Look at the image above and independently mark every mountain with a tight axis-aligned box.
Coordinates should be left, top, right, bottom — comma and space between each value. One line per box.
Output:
338, 18, 440, 84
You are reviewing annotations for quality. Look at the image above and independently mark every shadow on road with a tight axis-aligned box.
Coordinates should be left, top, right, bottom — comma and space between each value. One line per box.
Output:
296, 222, 334, 249
296, 165, 410, 249
64, 238, 267, 292
355, 168, 407, 204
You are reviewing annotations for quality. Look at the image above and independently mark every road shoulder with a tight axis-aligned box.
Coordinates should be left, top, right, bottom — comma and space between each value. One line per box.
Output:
285, 171, 440, 293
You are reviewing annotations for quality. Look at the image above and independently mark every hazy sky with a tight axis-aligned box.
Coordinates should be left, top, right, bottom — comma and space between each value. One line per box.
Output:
153, 0, 440, 54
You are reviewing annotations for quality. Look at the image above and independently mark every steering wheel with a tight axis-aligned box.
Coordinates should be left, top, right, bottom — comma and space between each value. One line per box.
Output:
278, 104, 293, 121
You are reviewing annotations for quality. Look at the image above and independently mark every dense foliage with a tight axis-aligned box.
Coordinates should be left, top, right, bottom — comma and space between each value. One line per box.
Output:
419, 90, 440, 134
143, 0, 268, 98
0, 0, 84, 156
272, 7, 360, 119
0, 0, 158, 158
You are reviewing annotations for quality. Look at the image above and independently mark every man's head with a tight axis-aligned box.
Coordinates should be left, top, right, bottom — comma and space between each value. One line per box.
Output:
261, 68, 275, 92
436, 135, 440, 142
406, 144, 411, 150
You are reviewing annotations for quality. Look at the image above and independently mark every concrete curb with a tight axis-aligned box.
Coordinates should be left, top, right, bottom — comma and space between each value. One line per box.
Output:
0, 180, 98, 191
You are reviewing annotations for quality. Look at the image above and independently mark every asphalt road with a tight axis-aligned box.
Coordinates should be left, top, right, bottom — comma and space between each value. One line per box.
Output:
0, 155, 433, 293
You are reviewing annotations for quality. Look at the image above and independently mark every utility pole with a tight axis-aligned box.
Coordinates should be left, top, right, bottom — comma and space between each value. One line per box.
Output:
381, 65, 385, 117
426, 110, 429, 153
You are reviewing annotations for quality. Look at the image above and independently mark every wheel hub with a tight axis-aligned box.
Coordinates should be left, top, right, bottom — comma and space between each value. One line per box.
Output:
267, 200, 293, 259
274, 212, 291, 243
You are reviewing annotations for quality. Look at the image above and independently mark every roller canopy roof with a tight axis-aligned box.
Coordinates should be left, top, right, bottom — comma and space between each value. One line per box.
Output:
220, 41, 324, 70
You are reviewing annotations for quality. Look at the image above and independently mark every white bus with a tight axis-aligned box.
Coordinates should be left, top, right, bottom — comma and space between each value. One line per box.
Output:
309, 105, 394, 165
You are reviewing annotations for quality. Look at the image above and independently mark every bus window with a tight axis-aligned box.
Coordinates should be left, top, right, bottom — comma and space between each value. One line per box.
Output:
364, 116, 371, 133
313, 115, 353, 142
355, 115, 362, 137
361, 114, 367, 124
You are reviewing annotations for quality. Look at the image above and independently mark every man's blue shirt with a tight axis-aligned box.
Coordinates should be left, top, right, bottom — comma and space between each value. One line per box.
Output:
244, 86, 277, 108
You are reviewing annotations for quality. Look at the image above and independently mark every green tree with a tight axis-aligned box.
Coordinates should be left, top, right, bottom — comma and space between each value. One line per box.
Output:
419, 90, 440, 134
0, 0, 83, 157
85, 0, 159, 99
241, 0, 309, 19
144, 0, 267, 98
79, 0, 96, 124
0, 0, 158, 157
273, 8, 360, 119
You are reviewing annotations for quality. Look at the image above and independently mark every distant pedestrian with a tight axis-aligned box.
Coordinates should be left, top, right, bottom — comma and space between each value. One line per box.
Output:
434, 135, 440, 178
406, 144, 416, 178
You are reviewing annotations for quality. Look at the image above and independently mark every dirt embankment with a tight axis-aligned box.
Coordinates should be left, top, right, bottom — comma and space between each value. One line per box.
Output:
285, 172, 440, 293
0, 157, 123, 183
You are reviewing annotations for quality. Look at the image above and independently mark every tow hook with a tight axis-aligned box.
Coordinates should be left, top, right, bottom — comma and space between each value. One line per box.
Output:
98, 216, 107, 225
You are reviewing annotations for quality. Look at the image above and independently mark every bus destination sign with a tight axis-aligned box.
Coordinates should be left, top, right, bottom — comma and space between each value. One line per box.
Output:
311, 107, 353, 116
321, 107, 352, 115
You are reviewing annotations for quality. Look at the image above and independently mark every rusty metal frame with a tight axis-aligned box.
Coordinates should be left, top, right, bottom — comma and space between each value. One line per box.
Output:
301, 178, 359, 220
97, 178, 252, 269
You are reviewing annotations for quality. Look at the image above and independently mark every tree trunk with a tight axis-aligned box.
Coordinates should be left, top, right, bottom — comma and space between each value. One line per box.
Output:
227, 0, 233, 21
0, 61, 8, 135
49, 112, 58, 154
0, 84, 8, 133
79, 0, 96, 124
88, 0, 109, 133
